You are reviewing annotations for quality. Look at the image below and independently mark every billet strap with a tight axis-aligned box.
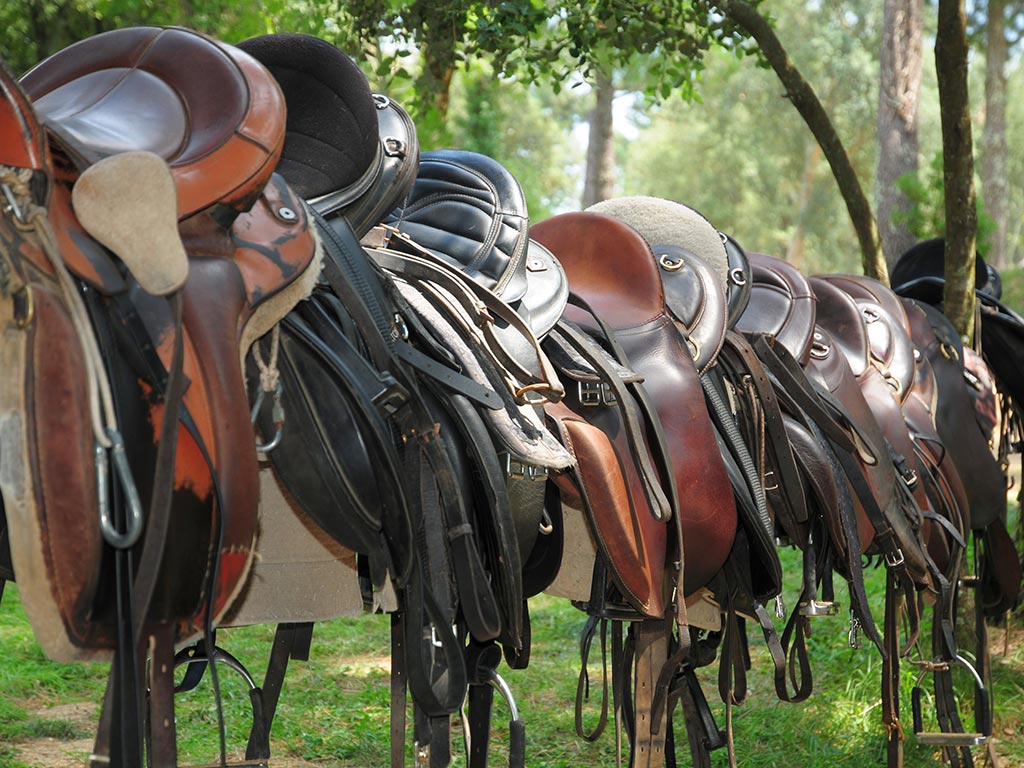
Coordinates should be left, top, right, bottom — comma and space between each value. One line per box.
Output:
751, 333, 878, 464
882, 572, 905, 768
390, 614, 408, 768
575, 616, 611, 742
831, 444, 922, 651
803, 419, 885, 655
368, 241, 563, 403
548, 319, 672, 523
719, 331, 808, 527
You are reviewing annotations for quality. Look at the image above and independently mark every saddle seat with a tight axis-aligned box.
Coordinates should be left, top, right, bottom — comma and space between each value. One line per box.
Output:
21, 26, 284, 220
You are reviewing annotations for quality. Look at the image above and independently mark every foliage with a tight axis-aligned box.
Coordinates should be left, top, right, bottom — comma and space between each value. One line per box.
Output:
622, 0, 882, 274
4, 544, 1024, 765
446, 64, 583, 220
894, 151, 997, 257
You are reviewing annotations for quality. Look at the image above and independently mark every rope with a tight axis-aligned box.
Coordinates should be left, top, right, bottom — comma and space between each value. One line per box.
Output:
251, 323, 281, 393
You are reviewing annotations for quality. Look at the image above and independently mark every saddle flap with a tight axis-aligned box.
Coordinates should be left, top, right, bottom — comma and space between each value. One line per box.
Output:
556, 413, 666, 617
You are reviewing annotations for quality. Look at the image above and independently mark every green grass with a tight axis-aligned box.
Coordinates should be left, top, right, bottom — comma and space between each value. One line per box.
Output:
2, 547, 1023, 766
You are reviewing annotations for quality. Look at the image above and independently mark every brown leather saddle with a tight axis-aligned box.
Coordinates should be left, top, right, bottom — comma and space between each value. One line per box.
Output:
2, 25, 318, 766
534, 211, 737, 608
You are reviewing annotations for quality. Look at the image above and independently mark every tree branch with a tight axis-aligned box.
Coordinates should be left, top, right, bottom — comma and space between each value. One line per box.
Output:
715, 0, 888, 281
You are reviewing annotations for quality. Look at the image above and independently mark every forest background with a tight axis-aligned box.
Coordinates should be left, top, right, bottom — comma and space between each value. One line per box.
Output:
1, 0, 1022, 303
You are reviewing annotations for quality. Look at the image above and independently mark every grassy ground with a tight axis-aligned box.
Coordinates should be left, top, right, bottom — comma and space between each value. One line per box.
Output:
2, 539, 1023, 767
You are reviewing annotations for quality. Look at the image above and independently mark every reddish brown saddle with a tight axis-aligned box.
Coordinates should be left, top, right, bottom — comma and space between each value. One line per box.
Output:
2, 25, 320, 766
533, 211, 737, 608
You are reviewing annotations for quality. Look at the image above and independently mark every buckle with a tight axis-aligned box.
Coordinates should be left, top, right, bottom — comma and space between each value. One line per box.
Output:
504, 454, 549, 481
799, 600, 840, 618
578, 380, 616, 406
885, 548, 906, 568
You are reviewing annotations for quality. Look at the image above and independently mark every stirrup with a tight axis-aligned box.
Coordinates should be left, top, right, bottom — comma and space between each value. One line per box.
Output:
911, 654, 990, 747
172, 642, 271, 766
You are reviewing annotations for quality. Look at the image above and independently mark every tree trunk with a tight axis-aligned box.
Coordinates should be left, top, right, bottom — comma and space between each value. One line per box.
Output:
581, 69, 617, 208
981, 0, 1009, 270
936, 0, 977, 341
876, 0, 923, 267
717, 0, 888, 282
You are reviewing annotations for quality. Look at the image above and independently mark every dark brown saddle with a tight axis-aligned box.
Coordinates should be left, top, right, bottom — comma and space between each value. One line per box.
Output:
533, 211, 737, 609
819, 275, 970, 573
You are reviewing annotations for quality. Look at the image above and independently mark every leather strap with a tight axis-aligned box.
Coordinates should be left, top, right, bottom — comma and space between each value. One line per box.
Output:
720, 331, 808, 527
549, 319, 672, 523
368, 243, 563, 403
575, 616, 611, 742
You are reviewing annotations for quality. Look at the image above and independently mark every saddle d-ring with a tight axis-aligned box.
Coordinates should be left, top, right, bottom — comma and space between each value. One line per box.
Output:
96, 430, 145, 549
658, 253, 685, 272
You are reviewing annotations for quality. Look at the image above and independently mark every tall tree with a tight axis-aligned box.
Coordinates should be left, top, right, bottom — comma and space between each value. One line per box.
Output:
876, 0, 923, 267
979, 0, 1024, 270
582, 69, 617, 207
714, 0, 888, 282
936, 0, 977, 339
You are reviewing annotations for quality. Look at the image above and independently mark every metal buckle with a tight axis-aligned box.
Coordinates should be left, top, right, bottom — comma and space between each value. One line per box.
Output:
578, 380, 615, 406
504, 454, 549, 481
810, 331, 830, 360
885, 548, 906, 568
799, 600, 840, 618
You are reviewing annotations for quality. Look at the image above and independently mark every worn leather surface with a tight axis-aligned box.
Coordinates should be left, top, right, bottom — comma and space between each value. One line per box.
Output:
22, 26, 285, 218
737, 252, 816, 365
556, 409, 666, 616
532, 212, 736, 595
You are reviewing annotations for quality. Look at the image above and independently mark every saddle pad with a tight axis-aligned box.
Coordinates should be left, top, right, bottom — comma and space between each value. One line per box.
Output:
736, 252, 816, 365
532, 211, 737, 594
22, 26, 285, 219
221, 470, 365, 627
